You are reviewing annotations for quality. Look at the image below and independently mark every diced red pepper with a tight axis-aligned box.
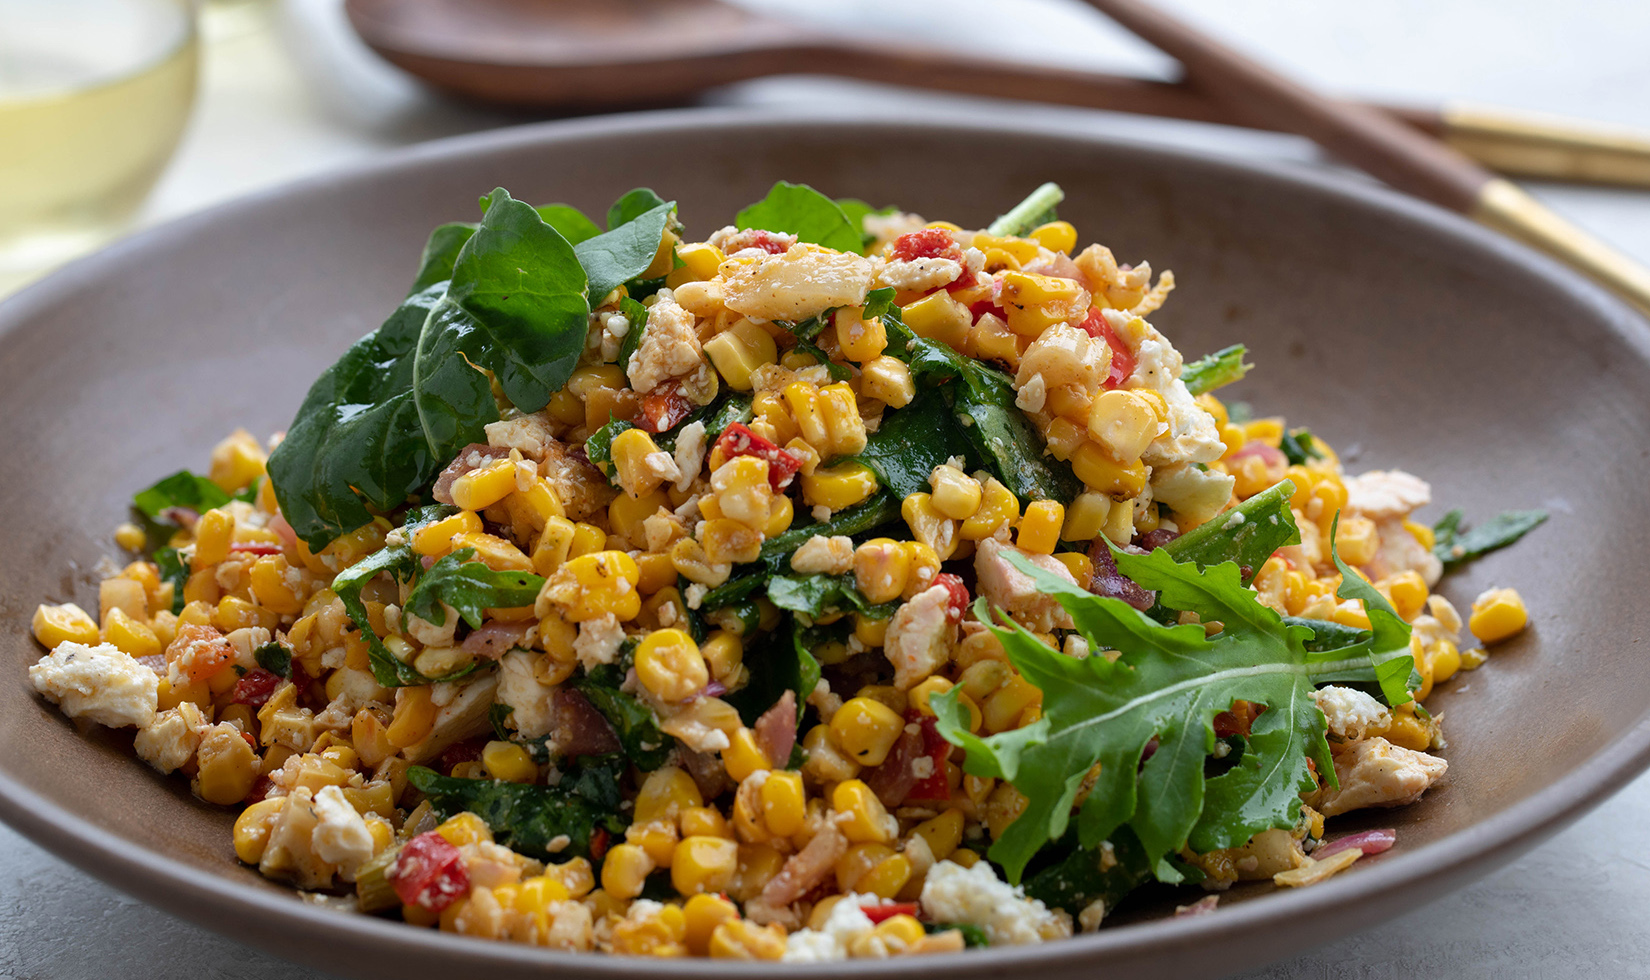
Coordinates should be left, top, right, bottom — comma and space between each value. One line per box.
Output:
933, 573, 969, 624
229, 541, 284, 556
860, 901, 921, 924
1213, 700, 1265, 738
231, 667, 284, 707
1078, 307, 1136, 388
635, 384, 693, 433
968, 277, 1006, 320
742, 229, 792, 255
891, 228, 964, 264
590, 827, 612, 862
714, 422, 803, 491
388, 831, 470, 913
903, 713, 953, 802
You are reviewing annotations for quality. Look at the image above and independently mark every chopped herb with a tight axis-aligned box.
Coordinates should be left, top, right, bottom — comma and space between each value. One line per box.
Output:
1180, 345, 1252, 397
1432, 509, 1548, 568
253, 642, 293, 679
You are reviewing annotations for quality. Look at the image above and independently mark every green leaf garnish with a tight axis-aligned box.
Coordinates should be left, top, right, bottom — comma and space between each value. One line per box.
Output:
403, 548, 544, 629
736, 181, 864, 255
1180, 345, 1251, 397
1432, 509, 1547, 568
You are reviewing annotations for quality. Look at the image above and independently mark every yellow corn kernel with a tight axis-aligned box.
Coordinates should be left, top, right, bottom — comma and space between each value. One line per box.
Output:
763, 494, 794, 538
509, 477, 564, 530
1243, 417, 1284, 447
634, 551, 678, 596
670, 242, 726, 285
960, 477, 1021, 541
856, 853, 913, 899
626, 819, 679, 867
600, 843, 655, 900
1054, 551, 1094, 585
447, 459, 516, 512
386, 686, 437, 748
852, 538, 911, 605
913, 809, 965, 862
802, 461, 879, 512
1376, 570, 1429, 621
901, 540, 942, 600
609, 488, 669, 548
1469, 588, 1529, 644
1332, 516, 1379, 567
818, 382, 867, 456
1403, 519, 1436, 552
708, 919, 787, 961
835, 307, 888, 363
853, 612, 890, 649
633, 766, 704, 826
831, 779, 895, 844
568, 522, 607, 559
634, 628, 709, 702
835, 841, 897, 894
800, 724, 859, 784
610, 428, 674, 498
191, 508, 234, 570
1053, 491, 1107, 543
721, 727, 772, 783
968, 312, 1020, 364
1430, 639, 1462, 685
1017, 500, 1065, 555
679, 807, 730, 841
196, 726, 258, 804
1029, 220, 1077, 254
1042, 418, 1085, 464
1044, 383, 1093, 423
449, 531, 533, 573
929, 464, 983, 521
704, 318, 778, 392
829, 697, 904, 767
543, 857, 595, 899
214, 595, 278, 633
669, 537, 730, 588
480, 740, 537, 783
700, 518, 762, 565
32, 602, 100, 649
901, 290, 971, 349
411, 510, 483, 558
515, 874, 571, 916
1385, 709, 1432, 751
101, 607, 161, 659
999, 271, 1087, 337
231, 797, 285, 865
682, 892, 740, 955
699, 630, 743, 683
436, 811, 493, 847
1070, 442, 1148, 497
1088, 389, 1160, 462
781, 381, 830, 450
113, 522, 147, 552
247, 555, 305, 616
982, 675, 1042, 733
542, 550, 641, 622
860, 355, 916, 409
1218, 422, 1247, 458
530, 515, 576, 576
758, 771, 807, 838
712, 455, 772, 527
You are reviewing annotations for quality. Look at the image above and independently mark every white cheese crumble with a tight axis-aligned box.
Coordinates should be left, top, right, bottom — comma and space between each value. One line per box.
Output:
919, 859, 1072, 945
310, 785, 374, 882
29, 641, 158, 729
573, 615, 625, 673
1311, 685, 1392, 741
781, 894, 878, 961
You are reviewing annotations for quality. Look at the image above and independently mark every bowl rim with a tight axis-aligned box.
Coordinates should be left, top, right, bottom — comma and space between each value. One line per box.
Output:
3, 103, 1649, 977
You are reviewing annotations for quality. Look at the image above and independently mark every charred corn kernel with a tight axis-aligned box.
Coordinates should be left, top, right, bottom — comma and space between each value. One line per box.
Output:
699, 631, 743, 683
1030, 220, 1077, 254
818, 382, 867, 456
1378, 570, 1429, 621
829, 697, 903, 766
568, 522, 607, 558
835, 307, 887, 362
635, 628, 708, 702
449, 531, 533, 573
611, 428, 674, 498
248, 555, 305, 616
1332, 516, 1378, 567
609, 488, 669, 546
196, 727, 258, 804
481, 740, 536, 783
1071, 442, 1148, 497
412, 510, 483, 558
1404, 519, 1436, 551
721, 727, 772, 783
1054, 551, 1094, 585
836, 842, 897, 893
1469, 588, 1528, 643
852, 538, 910, 605
530, 516, 576, 576
860, 355, 916, 408
447, 459, 516, 512
856, 853, 913, 899
1055, 491, 1109, 542
832, 779, 895, 844
929, 464, 983, 521
758, 771, 806, 838
914, 809, 965, 861
1017, 500, 1065, 555
436, 812, 493, 848
191, 508, 234, 570
853, 612, 890, 648
1088, 389, 1159, 462
802, 461, 879, 511
386, 687, 436, 748
700, 518, 762, 565
901, 290, 971, 349
983, 675, 1042, 733
704, 318, 778, 391
708, 919, 787, 961
232, 797, 286, 865
682, 893, 740, 955
781, 381, 829, 448
634, 767, 704, 826
1000, 271, 1087, 336
114, 522, 147, 552
961, 477, 1020, 540
1385, 710, 1431, 751
543, 550, 640, 621
33, 602, 100, 648
801, 724, 860, 783
102, 608, 161, 659
669, 537, 730, 588
600, 843, 655, 900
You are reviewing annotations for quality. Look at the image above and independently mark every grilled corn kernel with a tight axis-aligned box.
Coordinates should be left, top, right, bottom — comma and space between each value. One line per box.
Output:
630, 767, 702, 828
900, 492, 959, 560
530, 516, 576, 576
836, 842, 897, 893
1469, 588, 1529, 644
818, 382, 868, 456
481, 740, 537, 783
33, 602, 101, 649
103, 607, 161, 659
1378, 570, 1429, 621
1054, 552, 1095, 586
929, 464, 983, 521
708, 918, 786, 961
913, 809, 965, 861
711, 455, 772, 528
192, 508, 234, 570
835, 307, 888, 362
729, 843, 785, 903
982, 675, 1043, 733
636, 628, 708, 702
1430, 639, 1462, 685
1054, 491, 1107, 543
386, 686, 437, 748
855, 853, 913, 900
412, 510, 483, 558
960, 477, 1021, 541
248, 555, 305, 616
699, 630, 743, 683
801, 723, 860, 783
609, 488, 669, 547
829, 697, 904, 767
853, 538, 911, 605
759, 771, 807, 838
232, 797, 286, 865
901, 290, 971, 349
669, 537, 731, 588
704, 318, 778, 392
860, 355, 916, 408
600, 843, 655, 900
1070, 442, 1148, 497
448, 459, 517, 512
196, 725, 258, 804
1330, 515, 1378, 568
832, 779, 896, 844
1017, 500, 1065, 555
1088, 389, 1160, 462
568, 521, 607, 559
611, 428, 675, 498
682, 892, 740, 955
700, 518, 763, 565
669, 242, 726, 284
449, 531, 533, 573
802, 461, 879, 512
721, 726, 772, 783
541, 550, 641, 622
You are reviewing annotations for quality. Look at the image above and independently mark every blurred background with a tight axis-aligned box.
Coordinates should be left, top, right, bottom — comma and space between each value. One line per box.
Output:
2, 1, 1648, 977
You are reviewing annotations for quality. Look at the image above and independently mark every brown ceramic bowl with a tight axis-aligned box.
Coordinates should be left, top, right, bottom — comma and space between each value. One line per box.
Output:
1, 109, 1647, 979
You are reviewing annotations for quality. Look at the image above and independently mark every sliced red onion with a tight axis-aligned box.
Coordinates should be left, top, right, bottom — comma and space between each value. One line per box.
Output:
1087, 537, 1156, 611
461, 621, 533, 661
1136, 528, 1181, 551
1314, 829, 1396, 859
1228, 441, 1287, 469
751, 690, 796, 764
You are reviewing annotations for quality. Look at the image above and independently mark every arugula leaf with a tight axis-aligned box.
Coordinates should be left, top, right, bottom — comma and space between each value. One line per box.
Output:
410, 222, 477, 293
727, 617, 822, 727
407, 762, 627, 861
534, 204, 602, 246
986, 182, 1064, 237
615, 296, 648, 376
1162, 480, 1300, 580
607, 188, 670, 230
931, 545, 1413, 883
267, 281, 448, 549
152, 547, 188, 614
1023, 826, 1154, 918
576, 201, 675, 301
570, 673, 675, 770
736, 181, 864, 255
1278, 428, 1322, 466
253, 642, 292, 678
767, 573, 898, 620
413, 188, 590, 457
1432, 509, 1547, 568
836, 198, 894, 252
404, 548, 544, 629
133, 470, 231, 521
1180, 345, 1252, 397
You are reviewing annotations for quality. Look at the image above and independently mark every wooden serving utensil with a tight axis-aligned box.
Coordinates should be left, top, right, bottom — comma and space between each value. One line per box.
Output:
345, 0, 1650, 190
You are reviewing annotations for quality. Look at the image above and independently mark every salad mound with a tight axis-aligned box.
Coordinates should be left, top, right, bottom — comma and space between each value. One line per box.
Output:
28, 181, 1544, 958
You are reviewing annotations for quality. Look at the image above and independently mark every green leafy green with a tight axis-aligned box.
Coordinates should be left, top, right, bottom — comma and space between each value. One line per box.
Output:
534, 204, 602, 246
851, 386, 975, 499
570, 673, 674, 770
575, 202, 675, 301
403, 548, 544, 629
736, 181, 864, 255
767, 573, 898, 620
582, 417, 635, 482
931, 544, 1413, 883
790, 341, 852, 381
925, 922, 991, 948
836, 197, 894, 252
1432, 509, 1547, 568
489, 703, 515, 741
1162, 480, 1300, 580
607, 188, 670, 230
410, 222, 478, 293
615, 296, 648, 376
133, 470, 231, 522
1278, 428, 1322, 466
407, 762, 627, 861
1180, 345, 1252, 397
253, 642, 292, 678
727, 618, 821, 727
1023, 826, 1154, 918
986, 182, 1064, 237
153, 547, 188, 614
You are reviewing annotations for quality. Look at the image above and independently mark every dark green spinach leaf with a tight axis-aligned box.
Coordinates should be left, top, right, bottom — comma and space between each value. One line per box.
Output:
1023, 826, 1154, 920
1278, 428, 1322, 466
253, 642, 292, 678
576, 202, 675, 301
726, 617, 821, 727
1432, 509, 1547, 568
736, 181, 863, 255
153, 547, 188, 614
569, 674, 674, 770
836, 198, 894, 252
407, 762, 628, 861
607, 188, 670, 230
404, 548, 544, 629
535, 204, 602, 246
767, 573, 897, 620
133, 470, 231, 521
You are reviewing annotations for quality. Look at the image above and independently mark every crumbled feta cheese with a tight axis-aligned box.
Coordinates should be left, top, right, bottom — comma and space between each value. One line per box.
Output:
920, 860, 1072, 945
29, 641, 158, 729
310, 785, 374, 882
573, 615, 625, 673
781, 894, 877, 962
1312, 685, 1391, 740
884, 585, 957, 691
672, 420, 707, 492
1014, 371, 1047, 413
495, 649, 556, 738
626, 295, 706, 395
134, 702, 206, 773
684, 583, 708, 610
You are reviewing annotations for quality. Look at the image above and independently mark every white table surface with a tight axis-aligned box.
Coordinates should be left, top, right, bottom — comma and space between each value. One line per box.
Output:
4, 1, 1649, 977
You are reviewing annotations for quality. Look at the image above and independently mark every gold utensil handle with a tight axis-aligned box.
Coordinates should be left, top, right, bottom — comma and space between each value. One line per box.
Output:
1474, 178, 1650, 316
1444, 104, 1650, 188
